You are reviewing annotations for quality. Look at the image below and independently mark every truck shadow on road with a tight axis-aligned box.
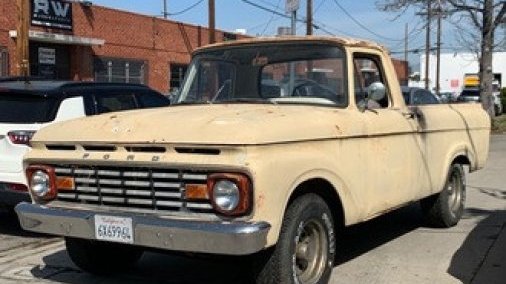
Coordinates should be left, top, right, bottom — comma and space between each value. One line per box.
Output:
335, 202, 424, 265
32, 249, 248, 284
28, 203, 428, 284
447, 208, 506, 284
0, 209, 51, 238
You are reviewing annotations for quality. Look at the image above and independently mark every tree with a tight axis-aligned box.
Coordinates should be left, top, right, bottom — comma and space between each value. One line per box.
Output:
377, 0, 506, 117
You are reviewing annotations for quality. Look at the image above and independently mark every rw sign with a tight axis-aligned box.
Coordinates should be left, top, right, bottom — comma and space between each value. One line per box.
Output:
31, 0, 73, 30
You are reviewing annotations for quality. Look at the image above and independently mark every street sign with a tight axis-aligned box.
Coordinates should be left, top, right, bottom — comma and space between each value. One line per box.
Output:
285, 0, 299, 14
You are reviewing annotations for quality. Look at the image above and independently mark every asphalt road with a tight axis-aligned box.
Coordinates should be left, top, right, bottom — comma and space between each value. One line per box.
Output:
0, 135, 504, 284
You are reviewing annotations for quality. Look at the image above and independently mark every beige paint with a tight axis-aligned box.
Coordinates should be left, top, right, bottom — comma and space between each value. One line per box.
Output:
24, 37, 490, 248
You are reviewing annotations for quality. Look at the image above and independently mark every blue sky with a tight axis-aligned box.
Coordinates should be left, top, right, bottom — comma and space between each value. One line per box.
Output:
90, 0, 463, 69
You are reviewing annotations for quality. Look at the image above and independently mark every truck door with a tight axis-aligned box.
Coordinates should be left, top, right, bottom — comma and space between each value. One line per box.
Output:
353, 54, 424, 218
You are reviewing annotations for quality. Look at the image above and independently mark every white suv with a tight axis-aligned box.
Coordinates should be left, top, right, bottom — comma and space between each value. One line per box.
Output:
0, 80, 170, 207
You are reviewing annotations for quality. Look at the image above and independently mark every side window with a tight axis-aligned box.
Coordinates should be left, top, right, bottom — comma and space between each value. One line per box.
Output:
353, 55, 389, 109
137, 91, 170, 108
413, 90, 439, 105
95, 92, 137, 114
402, 91, 411, 105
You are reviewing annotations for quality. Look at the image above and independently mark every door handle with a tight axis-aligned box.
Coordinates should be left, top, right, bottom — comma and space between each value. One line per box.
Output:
402, 112, 416, 119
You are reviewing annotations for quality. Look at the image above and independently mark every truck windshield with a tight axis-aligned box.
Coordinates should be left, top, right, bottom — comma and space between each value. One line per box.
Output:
0, 92, 58, 123
176, 42, 347, 106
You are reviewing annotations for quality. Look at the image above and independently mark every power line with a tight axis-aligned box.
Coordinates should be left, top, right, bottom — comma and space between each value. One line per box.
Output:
242, 0, 330, 34
260, 0, 282, 35
241, 0, 369, 38
166, 0, 204, 16
242, 0, 298, 20
314, 0, 327, 14
330, 0, 405, 42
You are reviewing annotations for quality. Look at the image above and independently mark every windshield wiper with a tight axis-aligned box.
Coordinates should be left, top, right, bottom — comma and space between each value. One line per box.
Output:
173, 100, 213, 106
214, 98, 277, 104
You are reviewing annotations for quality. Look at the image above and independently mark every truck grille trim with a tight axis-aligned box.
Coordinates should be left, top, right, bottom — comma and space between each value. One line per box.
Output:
53, 165, 214, 213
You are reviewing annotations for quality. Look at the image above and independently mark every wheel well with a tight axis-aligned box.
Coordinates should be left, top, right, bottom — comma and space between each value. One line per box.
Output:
288, 178, 345, 230
453, 155, 471, 166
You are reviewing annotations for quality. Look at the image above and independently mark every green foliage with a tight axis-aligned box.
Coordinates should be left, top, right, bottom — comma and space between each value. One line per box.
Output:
501, 88, 506, 110
492, 115, 506, 134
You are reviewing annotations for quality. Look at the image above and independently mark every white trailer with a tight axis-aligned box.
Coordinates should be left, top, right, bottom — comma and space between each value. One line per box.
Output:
417, 52, 506, 93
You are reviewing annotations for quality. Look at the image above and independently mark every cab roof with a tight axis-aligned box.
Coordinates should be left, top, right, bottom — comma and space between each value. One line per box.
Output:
193, 36, 387, 54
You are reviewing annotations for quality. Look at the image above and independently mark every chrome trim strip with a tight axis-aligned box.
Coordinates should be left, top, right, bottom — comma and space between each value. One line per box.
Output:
15, 203, 270, 255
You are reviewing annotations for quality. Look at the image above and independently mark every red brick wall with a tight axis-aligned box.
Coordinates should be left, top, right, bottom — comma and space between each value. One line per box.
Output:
0, 0, 19, 75
391, 58, 409, 86
0, 0, 246, 92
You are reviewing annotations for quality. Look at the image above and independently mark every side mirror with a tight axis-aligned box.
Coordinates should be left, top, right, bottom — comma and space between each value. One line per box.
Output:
367, 82, 386, 102
359, 82, 385, 113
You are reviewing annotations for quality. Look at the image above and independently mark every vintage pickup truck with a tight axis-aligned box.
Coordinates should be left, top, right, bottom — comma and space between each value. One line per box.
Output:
16, 37, 490, 284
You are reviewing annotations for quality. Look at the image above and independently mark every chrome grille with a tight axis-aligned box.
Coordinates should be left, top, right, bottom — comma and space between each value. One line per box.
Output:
54, 165, 213, 214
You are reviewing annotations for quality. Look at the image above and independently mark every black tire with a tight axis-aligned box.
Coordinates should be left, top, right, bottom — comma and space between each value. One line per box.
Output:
254, 194, 336, 284
421, 164, 466, 227
65, 237, 144, 275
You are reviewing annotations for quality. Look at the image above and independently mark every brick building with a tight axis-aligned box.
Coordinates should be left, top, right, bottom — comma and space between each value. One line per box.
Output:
0, 0, 243, 93
391, 58, 409, 86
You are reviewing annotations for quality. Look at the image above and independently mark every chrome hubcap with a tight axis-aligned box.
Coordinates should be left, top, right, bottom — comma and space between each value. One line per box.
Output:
294, 219, 328, 284
447, 169, 463, 215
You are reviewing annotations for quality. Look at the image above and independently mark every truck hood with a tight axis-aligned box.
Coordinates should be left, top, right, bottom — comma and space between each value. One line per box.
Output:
33, 104, 348, 145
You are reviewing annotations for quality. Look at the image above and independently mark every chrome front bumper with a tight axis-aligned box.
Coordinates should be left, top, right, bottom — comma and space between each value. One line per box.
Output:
15, 202, 270, 255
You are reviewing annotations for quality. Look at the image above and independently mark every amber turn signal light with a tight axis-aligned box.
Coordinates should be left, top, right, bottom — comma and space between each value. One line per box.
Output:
185, 184, 210, 200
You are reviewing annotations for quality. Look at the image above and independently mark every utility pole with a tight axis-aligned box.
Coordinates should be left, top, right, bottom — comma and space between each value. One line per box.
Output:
163, 0, 168, 19
306, 0, 313, 36
16, 0, 30, 77
208, 0, 215, 44
424, 0, 432, 90
405, 23, 408, 85
435, 0, 442, 96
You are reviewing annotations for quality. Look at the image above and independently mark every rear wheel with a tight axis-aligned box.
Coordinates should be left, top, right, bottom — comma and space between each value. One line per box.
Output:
254, 194, 336, 284
421, 164, 466, 227
65, 237, 143, 275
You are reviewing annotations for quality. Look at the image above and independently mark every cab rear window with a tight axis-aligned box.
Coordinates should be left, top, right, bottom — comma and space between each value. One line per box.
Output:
0, 92, 58, 123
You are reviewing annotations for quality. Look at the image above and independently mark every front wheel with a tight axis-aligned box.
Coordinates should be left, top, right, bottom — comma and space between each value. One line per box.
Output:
255, 194, 336, 284
65, 237, 144, 275
421, 164, 466, 227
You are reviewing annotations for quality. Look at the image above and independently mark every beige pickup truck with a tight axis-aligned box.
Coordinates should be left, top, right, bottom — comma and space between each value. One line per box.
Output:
16, 37, 490, 284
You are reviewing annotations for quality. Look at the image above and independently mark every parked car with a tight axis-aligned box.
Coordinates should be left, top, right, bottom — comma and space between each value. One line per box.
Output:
401, 86, 440, 105
16, 37, 490, 283
457, 88, 503, 115
0, 81, 170, 208
438, 90, 458, 103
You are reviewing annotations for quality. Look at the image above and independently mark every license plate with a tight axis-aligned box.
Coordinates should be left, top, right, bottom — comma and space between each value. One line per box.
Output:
94, 215, 134, 244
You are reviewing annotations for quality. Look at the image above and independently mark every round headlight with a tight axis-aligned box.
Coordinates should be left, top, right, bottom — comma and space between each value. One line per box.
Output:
30, 170, 50, 198
212, 180, 240, 212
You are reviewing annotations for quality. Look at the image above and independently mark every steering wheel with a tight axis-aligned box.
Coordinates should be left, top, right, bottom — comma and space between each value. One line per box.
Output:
291, 78, 338, 100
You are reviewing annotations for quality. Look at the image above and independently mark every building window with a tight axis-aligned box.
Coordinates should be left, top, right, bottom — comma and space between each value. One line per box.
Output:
94, 57, 146, 84
169, 64, 188, 91
0, 48, 8, 77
